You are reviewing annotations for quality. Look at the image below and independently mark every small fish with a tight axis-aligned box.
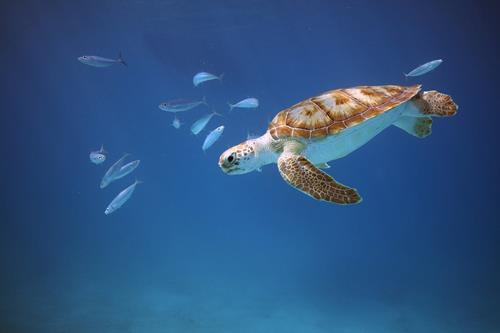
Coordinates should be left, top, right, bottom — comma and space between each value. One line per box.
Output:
193, 72, 224, 87
228, 98, 259, 111
404, 59, 442, 77
202, 126, 224, 151
104, 180, 142, 215
158, 97, 207, 113
89, 145, 107, 164
78, 52, 127, 67
190, 112, 220, 135
172, 117, 182, 129
100, 153, 130, 189
112, 160, 140, 181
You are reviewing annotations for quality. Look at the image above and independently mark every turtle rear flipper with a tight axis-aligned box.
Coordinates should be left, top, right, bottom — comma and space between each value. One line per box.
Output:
277, 153, 361, 204
419, 91, 458, 117
393, 116, 432, 138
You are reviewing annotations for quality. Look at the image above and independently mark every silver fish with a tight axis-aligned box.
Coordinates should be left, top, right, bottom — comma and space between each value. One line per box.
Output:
104, 180, 142, 215
172, 117, 181, 129
78, 52, 127, 67
404, 59, 442, 77
190, 112, 220, 135
193, 72, 224, 87
158, 97, 207, 113
228, 98, 259, 111
89, 145, 107, 164
112, 160, 140, 181
202, 126, 224, 151
100, 153, 130, 189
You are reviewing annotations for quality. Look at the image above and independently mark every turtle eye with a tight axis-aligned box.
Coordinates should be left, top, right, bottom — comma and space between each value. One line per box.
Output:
227, 153, 235, 163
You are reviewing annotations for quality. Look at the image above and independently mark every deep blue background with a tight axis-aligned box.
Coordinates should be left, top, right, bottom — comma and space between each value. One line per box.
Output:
1, 0, 499, 332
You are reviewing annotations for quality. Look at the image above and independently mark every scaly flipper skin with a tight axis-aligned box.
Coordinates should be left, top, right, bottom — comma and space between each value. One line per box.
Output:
277, 153, 362, 204
393, 116, 433, 138
418, 91, 458, 117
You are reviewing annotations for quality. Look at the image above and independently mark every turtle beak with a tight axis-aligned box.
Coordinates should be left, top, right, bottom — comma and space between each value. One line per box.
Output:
218, 154, 230, 172
219, 151, 241, 175
218, 154, 233, 174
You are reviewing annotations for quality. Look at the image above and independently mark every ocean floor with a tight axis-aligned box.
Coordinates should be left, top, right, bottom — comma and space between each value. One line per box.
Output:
2, 278, 489, 333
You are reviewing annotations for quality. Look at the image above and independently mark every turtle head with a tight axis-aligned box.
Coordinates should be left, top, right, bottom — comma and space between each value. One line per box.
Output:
219, 140, 258, 175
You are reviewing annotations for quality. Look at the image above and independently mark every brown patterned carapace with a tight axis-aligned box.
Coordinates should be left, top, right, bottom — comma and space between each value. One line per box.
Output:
269, 85, 422, 140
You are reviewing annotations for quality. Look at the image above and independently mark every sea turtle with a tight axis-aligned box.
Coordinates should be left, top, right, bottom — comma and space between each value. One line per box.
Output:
219, 85, 457, 204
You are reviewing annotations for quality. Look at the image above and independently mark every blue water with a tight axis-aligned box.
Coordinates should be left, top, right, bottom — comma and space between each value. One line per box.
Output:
1, 1, 499, 332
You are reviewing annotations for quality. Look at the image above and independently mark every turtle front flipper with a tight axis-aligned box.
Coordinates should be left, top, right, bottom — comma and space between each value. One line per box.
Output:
277, 153, 362, 204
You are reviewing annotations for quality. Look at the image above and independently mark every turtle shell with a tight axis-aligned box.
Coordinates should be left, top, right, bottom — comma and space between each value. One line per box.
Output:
268, 85, 421, 140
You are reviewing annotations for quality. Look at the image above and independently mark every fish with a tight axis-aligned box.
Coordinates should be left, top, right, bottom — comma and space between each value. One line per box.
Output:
193, 72, 224, 87
404, 59, 442, 77
100, 153, 130, 189
158, 97, 207, 113
111, 160, 140, 181
228, 98, 259, 111
202, 126, 224, 151
78, 52, 127, 67
104, 180, 142, 215
172, 117, 182, 129
190, 112, 220, 135
89, 145, 107, 164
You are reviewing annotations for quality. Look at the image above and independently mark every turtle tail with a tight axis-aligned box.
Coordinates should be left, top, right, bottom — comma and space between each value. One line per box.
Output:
419, 91, 458, 117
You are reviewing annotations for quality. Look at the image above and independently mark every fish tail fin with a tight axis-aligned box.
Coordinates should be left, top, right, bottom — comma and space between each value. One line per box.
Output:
135, 179, 144, 185
213, 110, 224, 117
118, 52, 127, 66
201, 96, 209, 106
227, 102, 234, 112
218, 73, 225, 81
403, 72, 409, 79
